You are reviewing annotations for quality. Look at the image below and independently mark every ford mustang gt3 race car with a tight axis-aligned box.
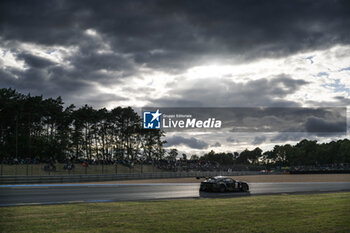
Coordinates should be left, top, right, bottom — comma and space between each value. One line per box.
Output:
199, 176, 249, 192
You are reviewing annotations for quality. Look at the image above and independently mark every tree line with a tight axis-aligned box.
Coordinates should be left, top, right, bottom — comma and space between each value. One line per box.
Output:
199, 139, 350, 166
1, 88, 349, 167
0, 88, 165, 163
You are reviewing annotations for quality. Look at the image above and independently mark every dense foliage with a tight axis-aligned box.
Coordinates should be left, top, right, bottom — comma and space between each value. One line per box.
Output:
201, 139, 350, 166
0, 88, 165, 162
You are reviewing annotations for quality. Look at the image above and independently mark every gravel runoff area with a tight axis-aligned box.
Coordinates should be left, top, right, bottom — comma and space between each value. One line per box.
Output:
75, 174, 350, 184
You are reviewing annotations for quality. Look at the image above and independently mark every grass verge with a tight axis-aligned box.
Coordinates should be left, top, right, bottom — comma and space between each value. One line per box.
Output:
1, 192, 350, 233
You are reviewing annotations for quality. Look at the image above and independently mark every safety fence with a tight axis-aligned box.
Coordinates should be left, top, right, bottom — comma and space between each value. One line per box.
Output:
0, 171, 266, 184
0, 163, 163, 176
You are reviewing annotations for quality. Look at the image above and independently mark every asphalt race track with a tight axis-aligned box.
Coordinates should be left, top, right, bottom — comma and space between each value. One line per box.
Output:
1, 182, 350, 206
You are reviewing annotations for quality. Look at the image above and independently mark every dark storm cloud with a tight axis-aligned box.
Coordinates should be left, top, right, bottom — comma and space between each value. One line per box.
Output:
226, 137, 238, 143
70, 52, 134, 74
230, 107, 347, 133
1, 0, 350, 107
90, 0, 350, 70
0, 0, 87, 46
271, 131, 346, 143
2, 0, 350, 70
17, 53, 56, 68
252, 136, 267, 145
0, 41, 132, 106
144, 105, 346, 133
211, 142, 221, 148
305, 116, 347, 133
0, 65, 128, 108
165, 135, 209, 149
150, 75, 308, 107
0, 66, 50, 91
271, 133, 314, 142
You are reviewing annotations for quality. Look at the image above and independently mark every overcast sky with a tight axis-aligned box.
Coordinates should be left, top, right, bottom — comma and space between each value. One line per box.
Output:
1, 0, 350, 155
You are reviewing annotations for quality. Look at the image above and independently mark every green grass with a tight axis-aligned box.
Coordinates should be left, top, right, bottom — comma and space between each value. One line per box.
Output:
1, 192, 350, 233
0, 164, 163, 176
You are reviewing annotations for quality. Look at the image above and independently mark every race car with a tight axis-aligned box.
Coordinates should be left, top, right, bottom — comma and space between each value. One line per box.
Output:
199, 176, 249, 192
